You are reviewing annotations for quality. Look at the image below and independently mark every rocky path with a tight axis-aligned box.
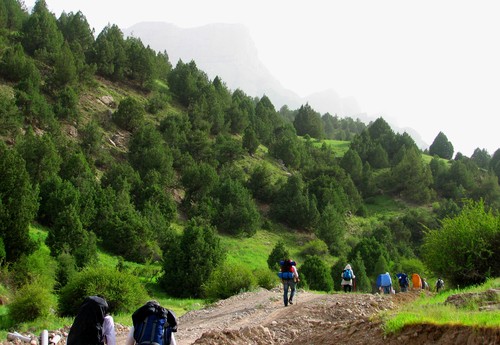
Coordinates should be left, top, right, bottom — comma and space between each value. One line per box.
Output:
5, 287, 499, 344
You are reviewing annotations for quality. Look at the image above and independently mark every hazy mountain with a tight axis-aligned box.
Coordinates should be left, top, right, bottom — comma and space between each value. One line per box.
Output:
123, 22, 427, 148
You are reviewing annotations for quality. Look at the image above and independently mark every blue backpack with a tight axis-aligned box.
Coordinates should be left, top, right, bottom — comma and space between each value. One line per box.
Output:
132, 301, 177, 345
342, 269, 352, 280
134, 314, 172, 345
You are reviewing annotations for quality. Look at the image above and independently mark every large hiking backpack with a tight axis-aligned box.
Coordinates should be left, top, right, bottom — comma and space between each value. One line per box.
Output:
342, 269, 352, 280
132, 301, 178, 345
398, 273, 409, 287
67, 296, 108, 345
278, 259, 295, 280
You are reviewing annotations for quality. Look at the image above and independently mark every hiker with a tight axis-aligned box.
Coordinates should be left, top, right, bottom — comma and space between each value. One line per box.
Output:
436, 277, 445, 292
421, 277, 429, 290
67, 295, 115, 345
279, 258, 299, 306
341, 264, 355, 292
377, 272, 392, 294
397, 273, 410, 292
126, 300, 178, 345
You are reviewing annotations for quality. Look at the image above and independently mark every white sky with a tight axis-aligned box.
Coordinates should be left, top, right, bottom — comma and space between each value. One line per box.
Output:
24, 0, 500, 156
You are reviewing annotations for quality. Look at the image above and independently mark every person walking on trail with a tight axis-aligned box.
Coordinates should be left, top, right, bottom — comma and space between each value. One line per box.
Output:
341, 264, 355, 293
279, 258, 299, 307
377, 272, 392, 294
436, 277, 445, 292
67, 295, 116, 345
126, 300, 178, 345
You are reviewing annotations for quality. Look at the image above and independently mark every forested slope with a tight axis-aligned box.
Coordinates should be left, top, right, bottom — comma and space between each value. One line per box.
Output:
1, 0, 499, 328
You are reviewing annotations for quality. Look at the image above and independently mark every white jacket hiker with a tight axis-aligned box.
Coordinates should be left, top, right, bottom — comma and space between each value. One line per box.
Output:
341, 264, 355, 292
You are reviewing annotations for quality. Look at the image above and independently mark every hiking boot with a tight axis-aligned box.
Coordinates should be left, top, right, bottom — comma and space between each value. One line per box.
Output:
289, 299, 293, 305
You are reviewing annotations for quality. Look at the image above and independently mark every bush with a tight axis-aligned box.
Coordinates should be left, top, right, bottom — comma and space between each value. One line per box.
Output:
58, 266, 148, 316
253, 267, 279, 290
267, 241, 289, 271
422, 200, 500, 287
202, 261, 257, 300
300, 239, 329, 257
8, 283, 57, 324
300, 255, 333, 292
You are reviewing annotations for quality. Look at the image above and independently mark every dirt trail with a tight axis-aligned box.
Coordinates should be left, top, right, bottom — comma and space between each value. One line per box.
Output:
5, 287, 499, 345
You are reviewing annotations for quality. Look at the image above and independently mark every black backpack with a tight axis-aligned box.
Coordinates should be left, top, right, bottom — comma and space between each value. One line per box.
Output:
67, 296, 108, 345
132, 301, 178, 345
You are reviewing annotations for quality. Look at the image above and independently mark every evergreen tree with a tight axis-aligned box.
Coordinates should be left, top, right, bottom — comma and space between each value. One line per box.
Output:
489, 149, 500, 181
247, 163, 277, 203
211, 178, 260, 236
340, 148, 363, 185
49, 41, 77, 91
429, 131, 454, 159
16, 128, 61, 185
293, 103, 325, 139
112, 96, 145, 132
227, 89, 253, 134
161, 220, 225, 297
470, 148, 491, 170
390, 146, 433, 203
92, 24, 127, 80
351, 252, 371, 292
21, 0, 63, 62
271, 174, 319, 230
348, 237, 389, 278
316, 204, 347, 256
128, 124, 173, 184
242, 126, 259, 155
300, 255, 333, 292
0, 0, 28, 30
0, 142, 38, 262
267, 241, 290, 271
0, 89, 22, 136
373, 254, 389, 277
46, 205, 97, 267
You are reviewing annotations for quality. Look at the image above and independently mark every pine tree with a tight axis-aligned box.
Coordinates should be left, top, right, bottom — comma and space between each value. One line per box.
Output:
0, 142, 38, 262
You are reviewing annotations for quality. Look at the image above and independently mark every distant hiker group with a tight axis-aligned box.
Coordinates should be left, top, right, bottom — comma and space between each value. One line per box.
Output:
67, 296, 178, 345
278, 258, 299, 306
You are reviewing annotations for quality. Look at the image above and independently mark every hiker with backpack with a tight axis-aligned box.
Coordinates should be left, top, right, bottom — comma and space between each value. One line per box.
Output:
436, 277, 445, 292
397, 273, 410, 292
377, 272, 392, 294
67, 295, 116, 345
278, 258, 299, 307
341, 264, 355, 292
126, 300, 178, 345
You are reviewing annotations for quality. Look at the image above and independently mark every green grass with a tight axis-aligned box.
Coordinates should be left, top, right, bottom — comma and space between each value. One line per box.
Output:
308, 139, 351, 157
383, 278, 500, 334
221, 228, 315, 271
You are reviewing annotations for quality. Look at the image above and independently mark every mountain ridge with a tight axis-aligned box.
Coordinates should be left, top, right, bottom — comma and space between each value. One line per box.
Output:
123, 21, 428, 149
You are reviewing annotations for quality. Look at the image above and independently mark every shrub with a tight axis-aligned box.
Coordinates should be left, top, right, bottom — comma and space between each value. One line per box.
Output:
300, 239, 329, 257
202, 261, 257, 300
267, 241, 289, 271
8, 282, 57, 324
300, 255, 333, 292
422, 200, 500, 286
58, 266, 148, 316
253, 267, 279, 290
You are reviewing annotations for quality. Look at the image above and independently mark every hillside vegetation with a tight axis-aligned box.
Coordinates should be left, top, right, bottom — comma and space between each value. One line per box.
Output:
0, 0, 500, 336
